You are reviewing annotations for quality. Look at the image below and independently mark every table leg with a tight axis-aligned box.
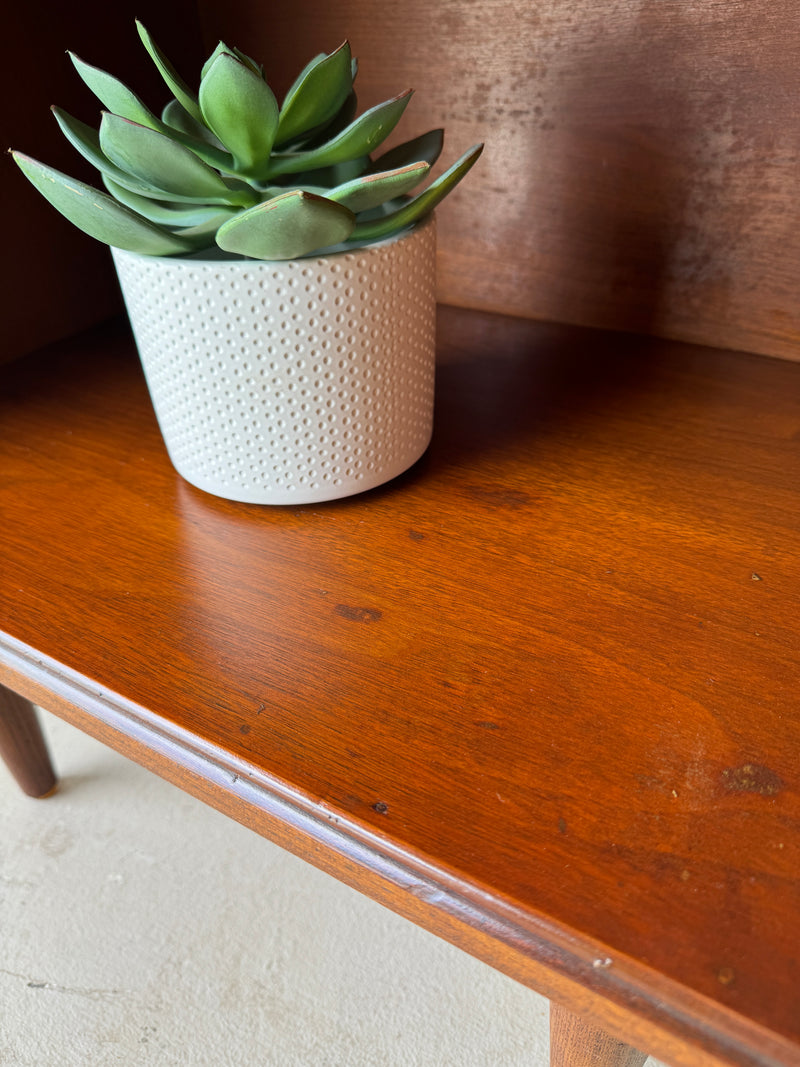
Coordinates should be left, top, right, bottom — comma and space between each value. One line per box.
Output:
0, 684, 57, 797
550, 1003, 648, 1067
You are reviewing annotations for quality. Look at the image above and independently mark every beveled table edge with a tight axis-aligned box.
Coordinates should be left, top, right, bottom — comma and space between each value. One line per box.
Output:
1, 631, 796, 1067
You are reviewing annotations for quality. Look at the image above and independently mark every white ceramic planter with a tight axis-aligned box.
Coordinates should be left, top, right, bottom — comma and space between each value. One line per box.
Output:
111, 215, 436, 505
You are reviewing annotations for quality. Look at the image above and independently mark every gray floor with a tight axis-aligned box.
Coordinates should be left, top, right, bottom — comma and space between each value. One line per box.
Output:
1, 712, 555, 1066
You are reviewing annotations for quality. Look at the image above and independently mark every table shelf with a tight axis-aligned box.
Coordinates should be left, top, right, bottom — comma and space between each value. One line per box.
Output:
2, 308, 798, 1067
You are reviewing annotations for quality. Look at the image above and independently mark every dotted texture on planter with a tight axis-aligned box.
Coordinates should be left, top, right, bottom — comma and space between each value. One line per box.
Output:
111, 217, 437, 504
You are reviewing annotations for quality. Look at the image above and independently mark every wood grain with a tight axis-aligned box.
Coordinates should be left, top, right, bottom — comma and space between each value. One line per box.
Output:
551, 1003, 648, 1067
197, 0, 800, 359
1, 313, 799, 1066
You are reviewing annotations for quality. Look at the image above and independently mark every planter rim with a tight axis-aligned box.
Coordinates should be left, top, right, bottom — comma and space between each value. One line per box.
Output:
111, 213, 434, 269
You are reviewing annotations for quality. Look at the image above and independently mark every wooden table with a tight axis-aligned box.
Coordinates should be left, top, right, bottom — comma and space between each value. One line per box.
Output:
1, 308, 798, 1067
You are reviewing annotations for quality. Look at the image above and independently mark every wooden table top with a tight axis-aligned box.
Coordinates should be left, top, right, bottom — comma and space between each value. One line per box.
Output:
1, 309, 798, 1067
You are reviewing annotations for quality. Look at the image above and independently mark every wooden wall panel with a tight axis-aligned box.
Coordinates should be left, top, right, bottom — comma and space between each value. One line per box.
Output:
6, 2, 798, 362
3, 2, 206, 364
198, 0, 800, 360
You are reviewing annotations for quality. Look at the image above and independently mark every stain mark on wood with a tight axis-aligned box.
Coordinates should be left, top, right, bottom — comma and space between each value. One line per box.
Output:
717, 966, 736, 986
476, 720, 500, 730
721, 763, 783, 796
239, 724, 251, 735
466, 485, 532, 509
558, 817, 567, 835
372, 801, 389, 814
409, 529, 425, 541
335, 604, 383, 623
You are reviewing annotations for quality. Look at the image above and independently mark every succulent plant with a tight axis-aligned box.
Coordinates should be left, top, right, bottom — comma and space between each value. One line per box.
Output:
10, 22, 483, 260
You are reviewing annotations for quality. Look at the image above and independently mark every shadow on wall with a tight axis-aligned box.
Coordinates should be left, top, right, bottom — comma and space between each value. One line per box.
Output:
537, 17, 691, 344
3, 1, 206, 364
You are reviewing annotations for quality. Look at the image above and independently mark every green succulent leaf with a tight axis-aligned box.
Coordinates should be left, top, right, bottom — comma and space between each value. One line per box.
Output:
278, 155, 369, 192
201, 41, 231, 80
366, 128, 444, 173
231, 46, 263, 77
11, 151, 193, 255
136, 20, 204, 125
99, 112, 252, 204
327, 160, 429, 213
11, 20, 483, 258
216, 190, 355, 259
52, 107, 235, 204
53, 107, 156, 193
280, 52, 325, 103
288, 89, 358, 151
275, 42, 353, 148
69, 53, 162, 131
267, 91, 413, 179
101, 176, 238, 228
203, 41, 263, 79
148, 101, 235, 171
161, 99, 226, 149
170, 214, 234, 247
350, 143, 484, 242
70, 53, 235, 180
285, 184, 329, 196
55, 98, 232, 186
199, 53, 279, 177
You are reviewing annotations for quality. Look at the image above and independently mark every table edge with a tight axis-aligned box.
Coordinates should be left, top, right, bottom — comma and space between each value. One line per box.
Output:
1, 632, 796, 1067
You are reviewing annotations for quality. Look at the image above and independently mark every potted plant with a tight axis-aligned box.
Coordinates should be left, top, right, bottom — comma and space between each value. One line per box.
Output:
11, 21, 483, 505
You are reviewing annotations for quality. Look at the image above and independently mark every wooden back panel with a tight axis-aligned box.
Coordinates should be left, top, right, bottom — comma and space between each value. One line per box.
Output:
3, 1, 205, 364
198, 0, 800, 360
6, 1, 799, 362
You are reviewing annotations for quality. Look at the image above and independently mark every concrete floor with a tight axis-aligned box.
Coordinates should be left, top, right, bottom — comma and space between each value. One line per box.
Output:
1, 712, 556, 1066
